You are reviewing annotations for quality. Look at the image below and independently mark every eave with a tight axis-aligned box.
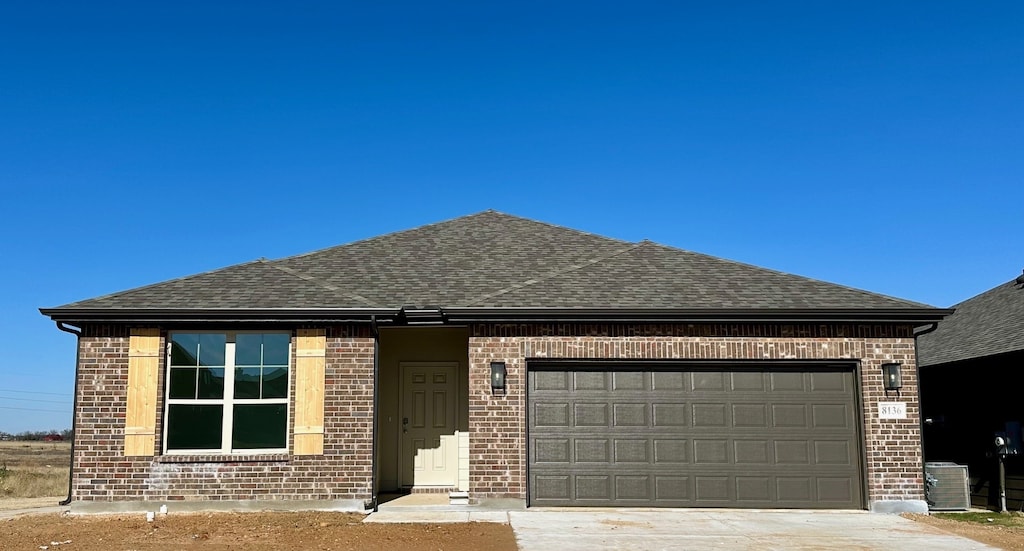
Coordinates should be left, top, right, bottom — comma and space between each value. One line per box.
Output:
39, 306, 953, 326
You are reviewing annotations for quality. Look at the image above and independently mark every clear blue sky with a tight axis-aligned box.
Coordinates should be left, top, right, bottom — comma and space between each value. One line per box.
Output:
1, 2, 1021, 432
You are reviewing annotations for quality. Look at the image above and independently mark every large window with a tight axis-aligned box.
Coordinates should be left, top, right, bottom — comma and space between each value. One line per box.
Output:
165, 332, 290, 453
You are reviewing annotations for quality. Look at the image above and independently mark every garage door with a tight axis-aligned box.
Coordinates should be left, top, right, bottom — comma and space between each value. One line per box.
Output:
528, 364, 863, 508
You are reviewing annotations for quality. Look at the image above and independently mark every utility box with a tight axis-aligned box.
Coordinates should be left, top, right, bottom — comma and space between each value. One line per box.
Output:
925, 462, 971, 511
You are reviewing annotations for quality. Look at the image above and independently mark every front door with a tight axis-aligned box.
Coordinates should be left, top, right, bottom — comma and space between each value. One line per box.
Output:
400, 362, 458, 487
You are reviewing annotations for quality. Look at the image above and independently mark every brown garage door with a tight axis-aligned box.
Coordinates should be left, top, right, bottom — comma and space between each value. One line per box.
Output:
528, 363, 864, 508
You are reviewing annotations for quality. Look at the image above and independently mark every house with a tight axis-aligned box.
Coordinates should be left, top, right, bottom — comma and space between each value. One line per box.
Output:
40, 210, 949, 513
917, 271, 1024, 509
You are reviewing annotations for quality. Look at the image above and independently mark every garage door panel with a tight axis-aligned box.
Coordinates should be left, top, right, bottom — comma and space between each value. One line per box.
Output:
534, 438, 570, 463
812, 404, 851, 428
814, 440, 853, 465
733, 404, 768, 427
735, 440, 770, 463
653, 403, 688, 426
533, 403, 570, 427
574, 372, 609, 390
654, 439, 690, 463
574, 403, 609, 426
612, 403, 648, 426
612, 371, 645, 390
529, 364, 863, 508
652, 371, 686, 390
614, 439, 650, 462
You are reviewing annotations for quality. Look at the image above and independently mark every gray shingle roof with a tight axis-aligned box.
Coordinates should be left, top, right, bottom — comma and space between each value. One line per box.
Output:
917, 275, 1024, 366
43, 210, 941, 318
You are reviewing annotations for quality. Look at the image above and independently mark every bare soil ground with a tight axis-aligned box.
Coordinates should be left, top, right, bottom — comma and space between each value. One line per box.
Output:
0, 511, 518, 551
906, 511, 1024, 550
0, 442, 70, 500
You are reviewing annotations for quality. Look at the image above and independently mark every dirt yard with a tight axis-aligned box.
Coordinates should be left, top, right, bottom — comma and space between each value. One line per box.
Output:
0, 441, 70, 500
907, 511, 1024, 550
0, 511, 518, 551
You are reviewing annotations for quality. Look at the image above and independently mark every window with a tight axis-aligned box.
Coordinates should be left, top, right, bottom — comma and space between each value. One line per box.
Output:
165, 332, 290, 453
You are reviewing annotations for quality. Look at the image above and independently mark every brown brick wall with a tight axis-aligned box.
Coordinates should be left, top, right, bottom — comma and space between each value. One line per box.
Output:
70, 328, 374, 504
468, 329, 924, 507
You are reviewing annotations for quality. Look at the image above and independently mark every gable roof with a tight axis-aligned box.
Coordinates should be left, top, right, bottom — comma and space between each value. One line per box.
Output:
41, 210, 949, 324
917, 274, 1024, 366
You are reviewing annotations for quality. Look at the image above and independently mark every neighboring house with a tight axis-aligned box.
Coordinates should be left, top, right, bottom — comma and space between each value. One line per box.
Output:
40, 211, 949, 513
917, 271, 1024, 509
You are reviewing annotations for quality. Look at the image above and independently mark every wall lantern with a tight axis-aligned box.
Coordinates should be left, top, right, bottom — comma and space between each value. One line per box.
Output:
490, 361, 507, 394
882, 362, 902, 396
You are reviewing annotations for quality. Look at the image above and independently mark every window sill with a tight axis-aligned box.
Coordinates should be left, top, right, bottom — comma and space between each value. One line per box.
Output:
156, 453, 290, 464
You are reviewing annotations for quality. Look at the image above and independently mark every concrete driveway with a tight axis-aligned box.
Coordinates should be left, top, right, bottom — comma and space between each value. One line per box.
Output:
509, 509, 996, 551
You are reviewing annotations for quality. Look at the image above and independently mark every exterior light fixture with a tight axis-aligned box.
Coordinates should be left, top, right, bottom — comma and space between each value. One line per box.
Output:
490, 361, 507, 394
882, 362, 902, 396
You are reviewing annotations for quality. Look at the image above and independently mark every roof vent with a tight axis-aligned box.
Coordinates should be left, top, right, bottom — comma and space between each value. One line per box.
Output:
1016, 269, 1024, 287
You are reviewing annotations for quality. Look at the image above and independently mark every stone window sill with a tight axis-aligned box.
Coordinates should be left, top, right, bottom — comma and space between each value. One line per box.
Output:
156, 453, 290, 464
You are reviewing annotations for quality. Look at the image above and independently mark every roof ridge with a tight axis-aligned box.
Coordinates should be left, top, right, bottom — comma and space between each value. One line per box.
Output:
464, 241, 647, 306
264, 262, 382, 308
644, 241, 934, 308
277, 210, 632, 262
276, 211, 500, 262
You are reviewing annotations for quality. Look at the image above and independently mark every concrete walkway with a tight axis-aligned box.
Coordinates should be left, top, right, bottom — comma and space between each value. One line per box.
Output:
508, 509, 997, 551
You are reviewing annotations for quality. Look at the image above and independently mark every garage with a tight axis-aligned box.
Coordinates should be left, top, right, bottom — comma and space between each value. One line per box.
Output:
528, 362, 864, 509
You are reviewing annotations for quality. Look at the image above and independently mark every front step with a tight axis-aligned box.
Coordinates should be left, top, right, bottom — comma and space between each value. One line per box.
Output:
377, 492, 475, 511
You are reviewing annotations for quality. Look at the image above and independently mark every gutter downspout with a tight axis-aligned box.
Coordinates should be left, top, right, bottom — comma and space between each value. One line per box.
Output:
913, 322, 940, 509
54, 321, 82, 507
370, 316, 380, 512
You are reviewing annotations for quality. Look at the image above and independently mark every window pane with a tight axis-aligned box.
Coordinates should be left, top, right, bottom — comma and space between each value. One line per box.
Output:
235, 334, 263, 366
234, 368, 261, 399
198, 334, 226, 366
197, 367, 225, 399
232, 404, 287, 449
170, 334, 199, 366
167, 405, 222, 450
262, 367, 289, 398
168, 367, 197, 399
263, 334, 291, 366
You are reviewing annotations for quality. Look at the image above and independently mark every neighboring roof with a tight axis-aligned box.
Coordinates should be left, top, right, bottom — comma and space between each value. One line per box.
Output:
41, 210, 949, 324
917, 274, 1024, 366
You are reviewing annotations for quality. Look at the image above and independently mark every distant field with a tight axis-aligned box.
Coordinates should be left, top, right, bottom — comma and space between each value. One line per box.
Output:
0, 441, 71, 499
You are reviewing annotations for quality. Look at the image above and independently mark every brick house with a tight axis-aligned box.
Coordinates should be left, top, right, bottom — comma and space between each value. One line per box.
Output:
41, 211, 949, 513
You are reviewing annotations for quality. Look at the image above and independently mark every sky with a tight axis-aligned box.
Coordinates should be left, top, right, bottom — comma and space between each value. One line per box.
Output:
1, 2, 1021, 432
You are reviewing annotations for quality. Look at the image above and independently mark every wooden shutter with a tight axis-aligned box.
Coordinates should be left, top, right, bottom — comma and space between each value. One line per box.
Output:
125, 328, 160, 457
293, 328, 326, 455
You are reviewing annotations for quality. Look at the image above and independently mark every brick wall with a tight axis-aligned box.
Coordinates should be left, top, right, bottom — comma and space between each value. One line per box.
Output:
467, 326, 924, 508
70, 327, 374, 504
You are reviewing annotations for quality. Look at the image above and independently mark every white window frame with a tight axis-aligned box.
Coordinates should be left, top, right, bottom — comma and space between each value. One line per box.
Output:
162, 330, 291, 455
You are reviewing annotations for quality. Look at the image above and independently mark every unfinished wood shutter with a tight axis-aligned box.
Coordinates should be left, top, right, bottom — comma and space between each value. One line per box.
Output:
125, 328, 160, 457
293, 328, 326, 455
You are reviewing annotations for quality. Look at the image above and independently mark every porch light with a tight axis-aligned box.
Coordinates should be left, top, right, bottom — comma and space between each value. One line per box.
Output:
882, 363, 902, 395
490, 361, 507, 393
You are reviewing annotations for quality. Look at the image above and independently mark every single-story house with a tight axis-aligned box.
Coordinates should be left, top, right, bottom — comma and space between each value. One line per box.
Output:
917, 271, 1024, 509
41, 210, 950, 513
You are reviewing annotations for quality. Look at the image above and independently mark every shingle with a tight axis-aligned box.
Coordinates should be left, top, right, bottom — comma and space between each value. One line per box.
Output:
917, 276, 1024, 366
45, 210, 938, 313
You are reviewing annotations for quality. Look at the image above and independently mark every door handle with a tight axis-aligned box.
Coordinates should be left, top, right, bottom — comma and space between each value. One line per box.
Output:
403, 417, 409, 433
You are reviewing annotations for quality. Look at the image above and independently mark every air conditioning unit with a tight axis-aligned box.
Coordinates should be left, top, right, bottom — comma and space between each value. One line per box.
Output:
925, 462, 970, 511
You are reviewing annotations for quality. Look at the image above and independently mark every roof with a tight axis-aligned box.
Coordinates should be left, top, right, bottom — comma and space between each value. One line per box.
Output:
917, 274, 1024, 366
41, 210, 949, 324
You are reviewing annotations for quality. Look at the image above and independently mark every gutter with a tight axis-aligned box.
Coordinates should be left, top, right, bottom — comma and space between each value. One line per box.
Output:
369, 315, 381, 512
912, 320, 944, 510
54, 321, 82, 507
39, 306, 954, 325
